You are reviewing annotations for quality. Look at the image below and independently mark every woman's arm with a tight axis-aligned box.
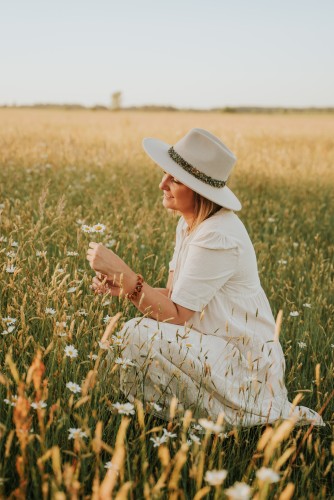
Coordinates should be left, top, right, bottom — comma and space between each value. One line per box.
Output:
86, 243, 193, 325
154, 271, 174, 297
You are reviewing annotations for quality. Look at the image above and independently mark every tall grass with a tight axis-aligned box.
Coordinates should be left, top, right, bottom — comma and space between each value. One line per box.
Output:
0, 109, 333, 498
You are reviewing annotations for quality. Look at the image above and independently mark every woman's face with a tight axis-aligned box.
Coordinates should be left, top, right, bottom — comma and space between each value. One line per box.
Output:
159, 171, 195, 216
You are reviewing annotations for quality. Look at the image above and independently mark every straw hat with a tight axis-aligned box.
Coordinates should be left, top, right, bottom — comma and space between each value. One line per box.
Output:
142, 128, 241, 211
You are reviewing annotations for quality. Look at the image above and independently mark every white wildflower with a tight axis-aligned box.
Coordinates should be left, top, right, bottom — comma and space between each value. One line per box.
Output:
256, 467, 280, 483
267, 217, 276, 223
45, 307, 56, 315
204, 469, 228, 486
114, 357, 135, 368
104, 461, 120, 473
98, 340, 112, 350
55, 268, 65, 273
78, 309, 88, 316
36, 250, 47, 257
303, 303, 311, 308
68, 428, 87, 440
292, 242, 299, 248
67, 251, 78, 256
189, 433, 201, 444
76, 219, 85, 225
4, 395, 18, 407
150, 435, 168, 447
0, 235, 7, 242
6, 251, 16, 258
67, 287, 77, 293
56, 321, 67, 328
290, 311, 299, 317
103, 314, 112, 324
225, 482, 251, 500
278, 259, 287, 265
111, 335, 125, 346
31, 400, 47, 410
92, 223, 106, 233
2, 317, 16, 326
162, 428, 177, 439
88, 353, 98, 360
111, 402, 135, 415
102, 299, 111, 306
66, 381, 82, 393
298, 341, 307, 349
64, 345, 78, 358
105, 239, 116, 248
11, 241, 18, 248
6, 265, 16, 274
198, 418, 223, 434
81, 224, 92, 233
149, 402, 163, 412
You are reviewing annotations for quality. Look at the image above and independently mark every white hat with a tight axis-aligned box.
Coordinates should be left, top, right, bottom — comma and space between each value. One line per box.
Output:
142, 128, 241, 211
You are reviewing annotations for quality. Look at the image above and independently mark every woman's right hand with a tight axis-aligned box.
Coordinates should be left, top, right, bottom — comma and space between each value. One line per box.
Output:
91, 274, 122, 297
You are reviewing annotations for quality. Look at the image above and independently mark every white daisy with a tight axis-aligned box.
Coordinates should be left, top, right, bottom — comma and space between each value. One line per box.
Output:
225, 482, 251, 500
81, 225, 92, 233
67, 287, 77, 293
64, 345, 78, 358
114, 357, 135, 368
31, 400, 47, 410
66, 381, 82, 393
303, 303, 311, 308
98, 340, 112, 350
68, 428, 87, 440
149, 402, 162, 412
2, 317, 16, 326
297, 341, 307, 349
105, 239, 116, 248
150, 435, 168, 447
111, 402, 135, 415
36, 250, 47, 257
6, 265, 16, 274
102, 299, 111, 306
278, 259, 287, 265
1, 325, 15, 335
0, 235, 8, 242
4, 395, 18, 407
289, 311, 299, 317
87, 353, 98, 360
92, 223, 106, 233
198, 419, 223, 434
45, 307, 56, 315
67, 251, 79, 256
256, 467, 280, 483
162, 428, 177, 439
6, 251, 16, 258
189, 433, 201, 444
204, 469, 228, 486
55, 268, 65, 273
78, 309, 88, 316
103, 315, 112, 324
11, 241, 18, 248
267, 217, 276, 223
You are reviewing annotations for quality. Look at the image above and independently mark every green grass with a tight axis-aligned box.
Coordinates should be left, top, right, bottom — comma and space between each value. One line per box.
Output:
0, 109, 333, 499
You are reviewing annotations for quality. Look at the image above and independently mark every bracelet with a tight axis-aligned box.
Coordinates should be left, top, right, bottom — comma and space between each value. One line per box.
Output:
126, 274, 144, 301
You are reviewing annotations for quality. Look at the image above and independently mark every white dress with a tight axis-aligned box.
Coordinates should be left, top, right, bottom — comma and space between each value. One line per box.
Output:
116, 208, 324, 427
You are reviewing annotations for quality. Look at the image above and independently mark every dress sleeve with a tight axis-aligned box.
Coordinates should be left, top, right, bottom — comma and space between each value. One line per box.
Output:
168, 217, 185, 272
171, 230, 239, 311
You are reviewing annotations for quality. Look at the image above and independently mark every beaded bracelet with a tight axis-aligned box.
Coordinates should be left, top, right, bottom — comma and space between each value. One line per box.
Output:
126, 274, 144, 301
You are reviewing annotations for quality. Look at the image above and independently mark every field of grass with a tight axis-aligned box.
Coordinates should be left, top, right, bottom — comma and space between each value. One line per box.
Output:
0, 109, 333, 499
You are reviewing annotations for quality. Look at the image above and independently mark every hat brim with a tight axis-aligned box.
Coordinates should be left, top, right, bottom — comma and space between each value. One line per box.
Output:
142, 137, 242, 211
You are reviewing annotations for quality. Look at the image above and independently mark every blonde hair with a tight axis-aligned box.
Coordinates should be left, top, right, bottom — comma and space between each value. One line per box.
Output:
189, 192, 222, 233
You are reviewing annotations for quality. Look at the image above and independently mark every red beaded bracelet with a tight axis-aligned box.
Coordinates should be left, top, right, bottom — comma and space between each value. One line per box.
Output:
126, 274, 144, 301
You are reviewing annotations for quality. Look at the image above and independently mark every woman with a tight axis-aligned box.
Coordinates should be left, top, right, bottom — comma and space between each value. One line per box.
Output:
87, 128, 324, 427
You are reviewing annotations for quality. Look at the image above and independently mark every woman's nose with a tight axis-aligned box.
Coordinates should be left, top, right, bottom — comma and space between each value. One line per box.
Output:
159, 174, 170, 191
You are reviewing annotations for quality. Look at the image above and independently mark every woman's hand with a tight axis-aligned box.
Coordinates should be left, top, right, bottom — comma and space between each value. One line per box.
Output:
86, 242, 137, 293
91, 274, 122, 297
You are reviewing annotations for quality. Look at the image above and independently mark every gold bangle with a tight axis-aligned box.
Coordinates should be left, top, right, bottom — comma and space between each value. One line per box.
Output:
126, 274, 144, 301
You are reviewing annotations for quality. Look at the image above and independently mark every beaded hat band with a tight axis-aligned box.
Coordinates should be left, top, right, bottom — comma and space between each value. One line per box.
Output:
168, 146, 227, 188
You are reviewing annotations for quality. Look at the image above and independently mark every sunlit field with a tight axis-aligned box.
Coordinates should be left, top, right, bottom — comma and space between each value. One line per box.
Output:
0, 108, 333, 499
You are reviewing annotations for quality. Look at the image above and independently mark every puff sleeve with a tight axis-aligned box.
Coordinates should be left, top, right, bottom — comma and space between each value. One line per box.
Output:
171, 230, 239, 311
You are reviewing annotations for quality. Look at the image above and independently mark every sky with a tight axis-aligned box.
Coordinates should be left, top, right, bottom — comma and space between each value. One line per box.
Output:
1, 0, 333, 108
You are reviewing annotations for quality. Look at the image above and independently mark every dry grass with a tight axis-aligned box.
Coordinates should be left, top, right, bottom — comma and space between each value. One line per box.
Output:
0, 109, 333, 499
